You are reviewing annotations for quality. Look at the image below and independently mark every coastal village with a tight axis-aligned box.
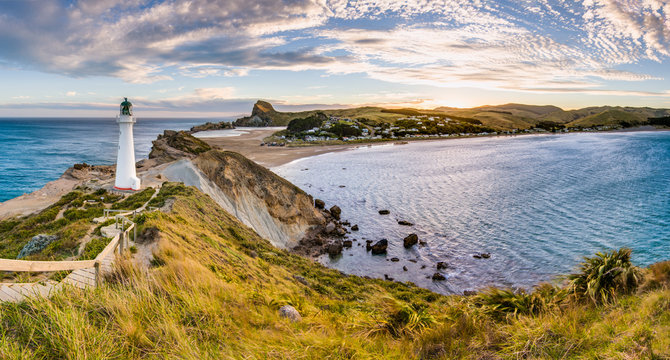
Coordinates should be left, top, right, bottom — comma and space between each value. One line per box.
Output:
265, 113, 620, 145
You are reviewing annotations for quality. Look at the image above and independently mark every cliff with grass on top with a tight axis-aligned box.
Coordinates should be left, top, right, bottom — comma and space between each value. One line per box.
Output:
150, 130, 326, 249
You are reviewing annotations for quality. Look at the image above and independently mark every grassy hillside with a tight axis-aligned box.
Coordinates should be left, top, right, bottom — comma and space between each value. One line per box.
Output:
240, 100, 669, 132
1, 182, 669, 358
435, 104, 562, 129
566, 109, 648, 128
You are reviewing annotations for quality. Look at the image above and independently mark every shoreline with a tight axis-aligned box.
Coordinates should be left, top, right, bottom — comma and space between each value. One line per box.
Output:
197, 124, 670, 169
2, 125, 667, 220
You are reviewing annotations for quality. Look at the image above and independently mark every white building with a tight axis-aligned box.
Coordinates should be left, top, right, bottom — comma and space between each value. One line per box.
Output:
114, 98, 141, 191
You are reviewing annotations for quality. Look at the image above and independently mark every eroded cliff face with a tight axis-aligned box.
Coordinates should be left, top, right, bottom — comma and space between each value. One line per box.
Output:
161, 150, 325, 249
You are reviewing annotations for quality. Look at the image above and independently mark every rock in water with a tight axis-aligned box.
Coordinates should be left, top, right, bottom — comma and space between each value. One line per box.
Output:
327, 241, 343, 257
351, 224, 359, 231
378, 210, 390, 215
370, 239, 388, 255
343, 240, 353, 248
314, 199, 325, 209
325, 222, 336, 234
398, 220, 413, 226
365, 240, 373, 251
279, 305, 302, 322
403, 233, 418, 248
436, 262, 448, 270
329, 205, 342, 220
432, 273, 446, 281
17, 234, 58, 259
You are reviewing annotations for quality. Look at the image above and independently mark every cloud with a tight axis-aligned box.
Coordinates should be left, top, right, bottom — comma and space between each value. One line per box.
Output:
193, 87, 235, 100
66, 91, 77, 97
0, 0, 332, 82
0, 0, 667, 97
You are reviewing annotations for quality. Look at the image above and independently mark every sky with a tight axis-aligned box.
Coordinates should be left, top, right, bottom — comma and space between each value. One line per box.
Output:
0, 0, 669, 117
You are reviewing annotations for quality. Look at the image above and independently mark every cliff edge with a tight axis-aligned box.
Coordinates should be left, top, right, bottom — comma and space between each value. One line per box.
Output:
154, 130, 326, 248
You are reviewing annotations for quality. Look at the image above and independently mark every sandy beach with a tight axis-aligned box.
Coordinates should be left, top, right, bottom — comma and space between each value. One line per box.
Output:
195, 127, 358, 168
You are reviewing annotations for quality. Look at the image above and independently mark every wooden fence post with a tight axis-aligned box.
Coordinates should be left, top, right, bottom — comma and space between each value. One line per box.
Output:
94, 261, 100, 286
119, 232, 124, 254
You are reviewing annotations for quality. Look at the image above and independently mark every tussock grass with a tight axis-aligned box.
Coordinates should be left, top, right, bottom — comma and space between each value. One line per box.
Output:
0, 184, 668, 359
567, 247, 642, 304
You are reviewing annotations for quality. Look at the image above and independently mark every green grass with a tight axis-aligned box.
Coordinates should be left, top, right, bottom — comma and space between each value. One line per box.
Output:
80, 237, 112, 260
0, 189, 126, 261
111, 188, 156, 210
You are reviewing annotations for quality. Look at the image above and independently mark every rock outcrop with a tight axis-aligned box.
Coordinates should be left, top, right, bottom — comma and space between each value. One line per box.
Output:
162, 150, 325, 249
189, 121, 234, 133
149, 130, 212, 163
279, 305, 302, 322
234, 101, 282, 127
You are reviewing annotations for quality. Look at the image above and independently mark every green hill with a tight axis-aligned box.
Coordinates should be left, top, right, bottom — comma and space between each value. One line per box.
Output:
234, 100, 670, 131
566, 109, 648, 128
235, 101, 403, 126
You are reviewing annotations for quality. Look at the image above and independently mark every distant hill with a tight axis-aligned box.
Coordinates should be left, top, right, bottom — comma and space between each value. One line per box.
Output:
234, 100, 670, 130
435, 103, 670, 130
234, 101, 403, 126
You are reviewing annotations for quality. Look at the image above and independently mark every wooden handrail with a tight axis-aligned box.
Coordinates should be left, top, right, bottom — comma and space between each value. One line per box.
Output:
0, 259, 97, 272
0, 223, 134, 273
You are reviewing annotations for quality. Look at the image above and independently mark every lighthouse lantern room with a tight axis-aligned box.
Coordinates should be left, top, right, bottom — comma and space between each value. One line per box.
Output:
114, 98, 141, 191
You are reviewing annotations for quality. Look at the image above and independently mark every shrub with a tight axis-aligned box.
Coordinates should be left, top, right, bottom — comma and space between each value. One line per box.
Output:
641, 260, 670, 291
63, 207, 104, 221
111, 188, 156, 210
567, 247, 641, 304
286, 113, 326, 133
51, 191, 81, 207
0, 220, 20, 233
80, 237, 111, 260
147, 183, 194, 208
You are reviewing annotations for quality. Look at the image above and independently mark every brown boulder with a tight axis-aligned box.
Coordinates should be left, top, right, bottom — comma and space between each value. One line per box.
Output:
403, 233, 418, 248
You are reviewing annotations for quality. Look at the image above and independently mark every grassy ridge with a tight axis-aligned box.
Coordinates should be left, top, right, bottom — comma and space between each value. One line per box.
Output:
0, 183, 668, 358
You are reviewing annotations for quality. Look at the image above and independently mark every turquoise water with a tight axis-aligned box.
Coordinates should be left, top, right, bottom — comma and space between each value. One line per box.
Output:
274, 132, 670, 294
0, 118, 217, 202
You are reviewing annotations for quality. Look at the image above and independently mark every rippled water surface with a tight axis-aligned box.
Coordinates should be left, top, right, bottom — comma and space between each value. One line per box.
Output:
0, 118, 219, 202
274, 132, 670, 294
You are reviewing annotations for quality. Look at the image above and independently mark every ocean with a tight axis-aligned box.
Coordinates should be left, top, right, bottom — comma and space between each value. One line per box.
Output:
0, 117, 219, 202
273, 132, 670, 294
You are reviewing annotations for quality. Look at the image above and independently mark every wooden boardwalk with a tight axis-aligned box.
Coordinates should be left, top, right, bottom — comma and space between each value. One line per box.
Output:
0, 216, 134, 303
0, 187, 159, 303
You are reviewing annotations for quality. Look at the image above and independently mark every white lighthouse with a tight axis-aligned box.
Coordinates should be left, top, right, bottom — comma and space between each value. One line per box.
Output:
114, 98, 141, 191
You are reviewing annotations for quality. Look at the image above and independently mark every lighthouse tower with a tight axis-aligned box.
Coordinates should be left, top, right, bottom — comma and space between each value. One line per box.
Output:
114, 98, 141, 191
